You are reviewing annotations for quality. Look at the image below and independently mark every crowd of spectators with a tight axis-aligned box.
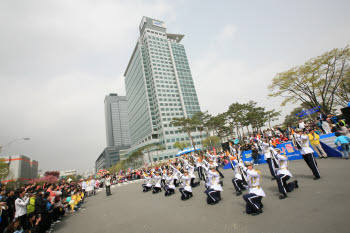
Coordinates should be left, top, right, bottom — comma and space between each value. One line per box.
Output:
0, 178, 99, 233
229, 112, 349, 162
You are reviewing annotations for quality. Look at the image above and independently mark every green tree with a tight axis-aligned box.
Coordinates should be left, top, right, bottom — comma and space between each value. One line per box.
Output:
202, 136, 221, 150
203, 113, 214, 137
246, 106, 268, 132
0, 158, 9, 180
173, 141, 189, 151
207, 113, 230, 141
282, 106, 304, 128
109, 160, 126, 174
269, 46, 350, 114
109, 143, 165, 172
192, 111, 210, 140
226, 102, 246, 138
171, 117, 197, 150
336, 71, 350, 106
266, 109, 281, 128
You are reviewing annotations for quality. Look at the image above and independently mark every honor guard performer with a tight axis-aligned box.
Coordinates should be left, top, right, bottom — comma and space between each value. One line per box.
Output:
205, 165, 223, 205
292, 129, 321, 180
231, 157, 247, 196
142, 173, 152, 192
240, 162, 265, 216
274, 149, 299, 199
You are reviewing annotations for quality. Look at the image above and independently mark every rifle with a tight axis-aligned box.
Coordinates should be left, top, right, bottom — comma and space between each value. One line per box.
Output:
230, 145, 247, 183
269, 147, 280, 170
292, 134, 302, 150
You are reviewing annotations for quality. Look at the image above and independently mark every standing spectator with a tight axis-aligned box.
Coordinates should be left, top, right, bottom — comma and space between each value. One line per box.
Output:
81, 180, 87, 196
105, 174, 112, 196
308, 129, 328, 158
251, 144, 260, 165
334, 132, 350, 159
316, 120, 325, 134
26, 191, 36, 216
0, 200, 8, 233
6, 190, 16, 223
14, 189, 30, 231
90, 177, 96, 196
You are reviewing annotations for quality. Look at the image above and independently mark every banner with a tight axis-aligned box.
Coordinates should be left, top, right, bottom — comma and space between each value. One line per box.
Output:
223, 133, 342, 169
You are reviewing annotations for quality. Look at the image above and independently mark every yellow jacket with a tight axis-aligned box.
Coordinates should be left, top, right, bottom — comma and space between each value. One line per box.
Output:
308, 133, 320, 145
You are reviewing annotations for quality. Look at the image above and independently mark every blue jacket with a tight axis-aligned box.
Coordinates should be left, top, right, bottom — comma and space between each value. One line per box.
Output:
334, 136, 350, 145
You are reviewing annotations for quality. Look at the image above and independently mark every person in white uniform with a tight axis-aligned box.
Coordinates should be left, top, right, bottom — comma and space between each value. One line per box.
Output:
205, 165, 223, 205
186, 162, 200, 188
240, 162, 265, 215
231, 157, 247, 196
173, 167, 180, 187
201, 160, 211, 189
208, 152, 224, 178
164, 170, 176, 196
260, 138, 278, 179
142, 173, 152, 192
274, 149, 299, 199
161, 169, 167, 187
178, 170, 193, 200
292, 129, 321, 180
152, 172, 162, 193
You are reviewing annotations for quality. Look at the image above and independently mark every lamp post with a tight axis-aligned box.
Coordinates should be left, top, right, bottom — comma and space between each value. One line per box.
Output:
0, 137, 31, 154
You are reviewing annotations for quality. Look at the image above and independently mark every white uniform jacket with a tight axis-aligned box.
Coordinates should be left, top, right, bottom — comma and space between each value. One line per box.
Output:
276, 154, 293, 177
152, 175, 162, 188
208, 170, 223, 192
241, 166, 266, 197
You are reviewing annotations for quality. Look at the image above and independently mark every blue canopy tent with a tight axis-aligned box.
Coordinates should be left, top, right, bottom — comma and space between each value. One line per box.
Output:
175, 147, 201, 157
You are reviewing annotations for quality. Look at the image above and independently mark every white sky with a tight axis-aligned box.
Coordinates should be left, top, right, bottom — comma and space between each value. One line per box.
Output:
1, 0, 349, 172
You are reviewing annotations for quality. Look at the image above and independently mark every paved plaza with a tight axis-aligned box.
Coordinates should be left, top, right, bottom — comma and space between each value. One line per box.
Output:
55, 158, 350, 233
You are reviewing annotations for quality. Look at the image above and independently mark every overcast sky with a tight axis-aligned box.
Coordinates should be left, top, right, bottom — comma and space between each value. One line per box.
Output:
1, 0, 349, 172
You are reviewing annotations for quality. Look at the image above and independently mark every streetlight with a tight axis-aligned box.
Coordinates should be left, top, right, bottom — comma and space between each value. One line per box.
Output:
0, 137, 31, 153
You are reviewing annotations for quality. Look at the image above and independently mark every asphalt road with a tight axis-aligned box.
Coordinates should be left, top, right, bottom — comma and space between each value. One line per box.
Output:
55, 158, 350, 233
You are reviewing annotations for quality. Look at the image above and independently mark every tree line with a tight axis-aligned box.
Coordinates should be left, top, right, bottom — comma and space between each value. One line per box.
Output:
171, 101, 281, 150
269, 45, 349, 115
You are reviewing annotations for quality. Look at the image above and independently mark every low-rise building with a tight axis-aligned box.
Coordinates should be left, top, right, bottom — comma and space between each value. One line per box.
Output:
60, 170, 77, 177
95, 146, 130, 172
0, 155, 38, 183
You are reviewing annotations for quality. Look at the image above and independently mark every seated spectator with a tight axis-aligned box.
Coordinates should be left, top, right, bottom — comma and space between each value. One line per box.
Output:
337, 121, 350, 137
334, 132, 350, 159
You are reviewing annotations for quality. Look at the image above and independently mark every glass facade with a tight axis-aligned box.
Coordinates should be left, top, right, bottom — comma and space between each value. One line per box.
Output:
104, 94, 131, 147
124, 17, 202, 156
170, 42, 200, 117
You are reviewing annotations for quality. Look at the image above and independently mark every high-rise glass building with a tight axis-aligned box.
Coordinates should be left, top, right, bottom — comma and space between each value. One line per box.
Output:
96, 93, 132, 171
104, 93, 131, 147
124, 16, 201, 161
